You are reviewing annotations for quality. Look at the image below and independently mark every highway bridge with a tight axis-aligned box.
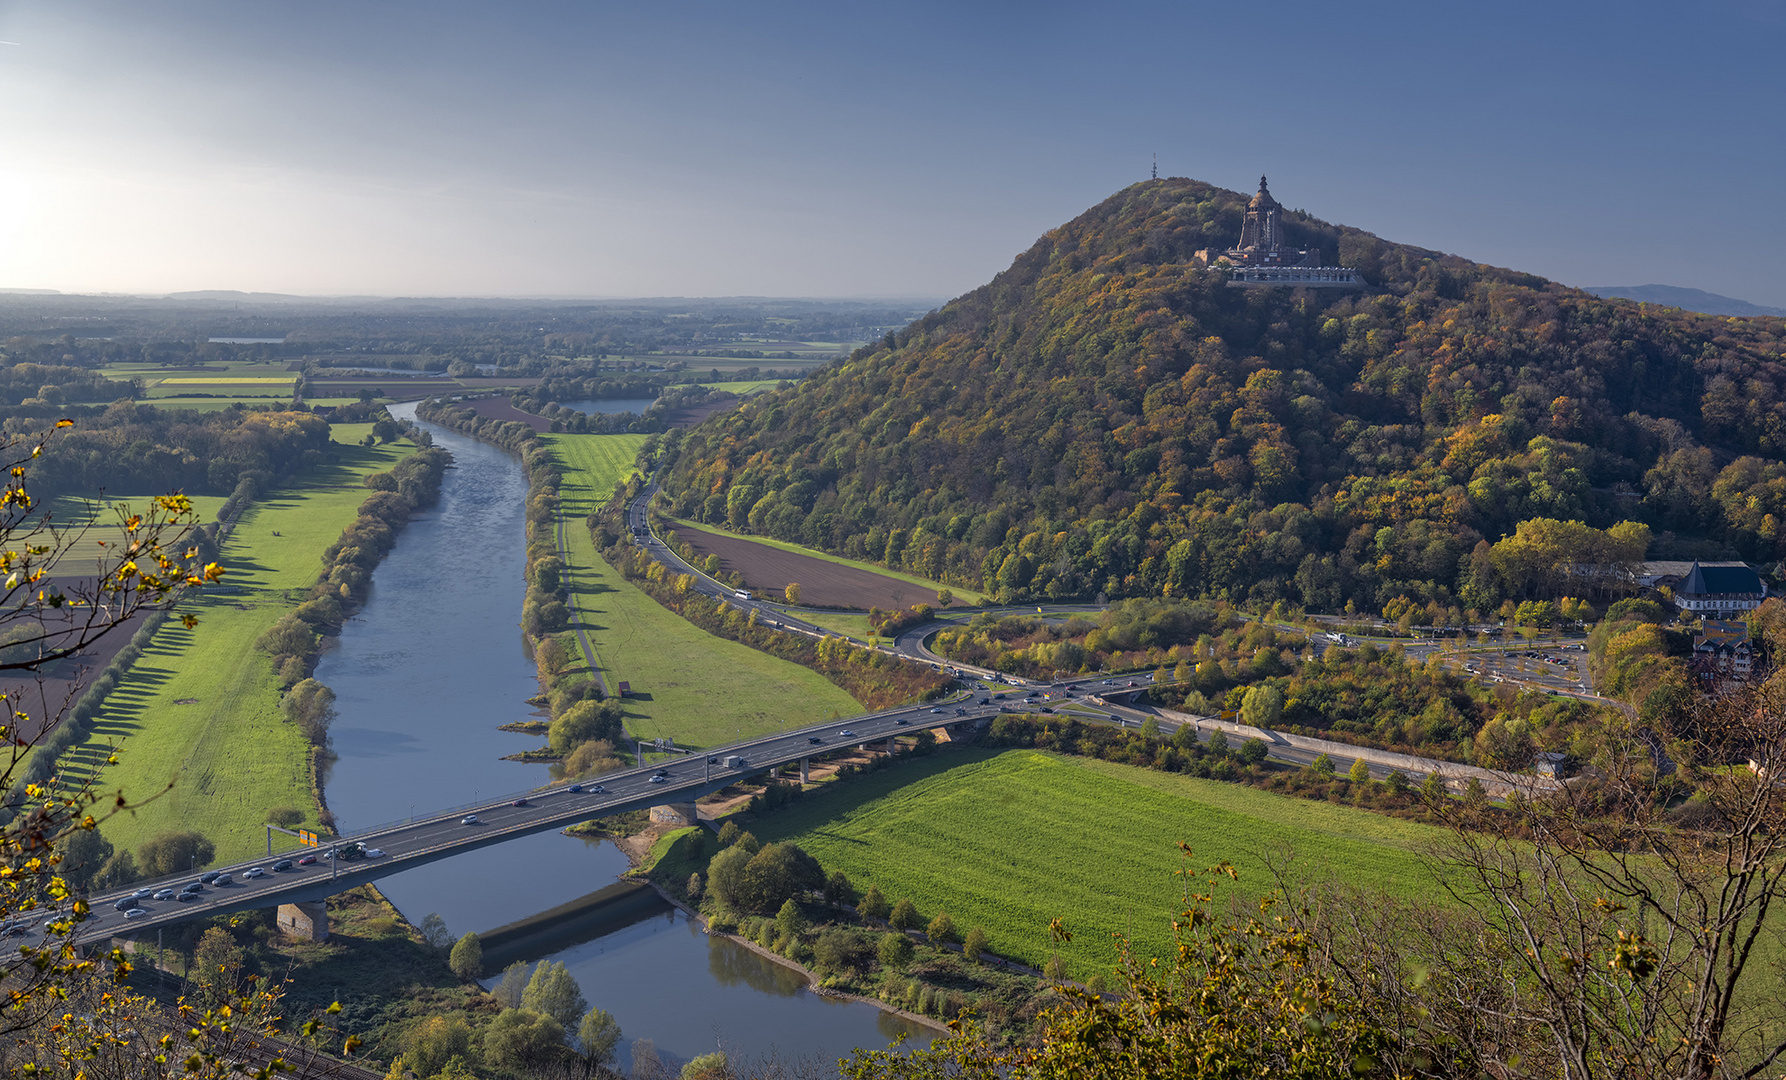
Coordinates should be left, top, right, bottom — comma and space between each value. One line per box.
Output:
68, 686, 1078, 946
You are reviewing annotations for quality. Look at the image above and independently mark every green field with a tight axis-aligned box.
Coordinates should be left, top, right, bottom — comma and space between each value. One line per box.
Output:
705, 380, 785, 395
547, 433, 863, 747
667, 517, 987, 605
795, 611, 875, 638
66, 431, 416, 863
144, 397, 376, 412
744, 749, 1447, 978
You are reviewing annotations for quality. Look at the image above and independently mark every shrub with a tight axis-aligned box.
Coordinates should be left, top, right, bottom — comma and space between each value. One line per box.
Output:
878, 933, 914, 968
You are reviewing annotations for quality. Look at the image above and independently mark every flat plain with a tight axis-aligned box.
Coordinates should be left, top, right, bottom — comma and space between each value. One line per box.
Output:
67, 432, 415, 862
744, 747, 1446, 979
546, 432, 864, 747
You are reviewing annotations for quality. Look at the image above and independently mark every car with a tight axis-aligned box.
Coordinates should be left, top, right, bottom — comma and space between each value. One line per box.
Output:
124, 908, 147, 919
337, 844, 366, 861
707, 756, 719, 764
1040, 707, 1054, 713
807, 736, 822, 744
364, 848, 385, 859
243, 867, 266, 879
186, 879, 205, 891
176, 891, 197, 902
591, 784, 606, 794
214, 873, 233, 885
512, 798, 529, 807
200, 871, 221, 884
930, 708, 944, 714
648, 775, 667, 784
298, 854, 316, 866
272, 859, 294, 872
838, 729, 855, 737
131, 888, 152, 900
462, 814, 480, 825
654, 769, 669, 778
893, 717, 907, 725
113, 898, 134, 911
153, 889, 176, 901
568, 783, 583, 793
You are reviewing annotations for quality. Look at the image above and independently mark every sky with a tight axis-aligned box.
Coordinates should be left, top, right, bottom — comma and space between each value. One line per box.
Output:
1, 0, 1783, 305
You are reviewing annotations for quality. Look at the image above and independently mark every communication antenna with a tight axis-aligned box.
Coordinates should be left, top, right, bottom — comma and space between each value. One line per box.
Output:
1151, 154, 1157, 181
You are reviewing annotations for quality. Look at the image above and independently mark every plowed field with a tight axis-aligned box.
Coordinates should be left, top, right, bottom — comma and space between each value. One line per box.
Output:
669, 523, 935, 610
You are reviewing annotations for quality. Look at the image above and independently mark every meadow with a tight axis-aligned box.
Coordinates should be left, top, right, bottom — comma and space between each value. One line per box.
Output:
742, 748, 1448, 979
667, 517, 987, 605
546, 432, 864, 747
65, 430, 416, 862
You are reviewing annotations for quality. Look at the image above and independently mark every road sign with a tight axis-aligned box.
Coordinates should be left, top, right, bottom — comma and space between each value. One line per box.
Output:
299, 830, 319, 847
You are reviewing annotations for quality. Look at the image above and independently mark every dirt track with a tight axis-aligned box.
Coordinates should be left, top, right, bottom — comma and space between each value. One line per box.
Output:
669, 523, 935, 610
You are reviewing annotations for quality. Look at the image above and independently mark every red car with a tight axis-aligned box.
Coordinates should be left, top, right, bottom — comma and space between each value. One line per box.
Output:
512, 798, 529, 807
297, 854, 317, 866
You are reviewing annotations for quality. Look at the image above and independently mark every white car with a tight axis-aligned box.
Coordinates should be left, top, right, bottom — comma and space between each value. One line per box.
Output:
839, 729, 855, 737
364, 848, 385, 859
243, 867, 266, 879
124, 908, 147, 919
153, 889, 177, 901
462, 814, 480, 825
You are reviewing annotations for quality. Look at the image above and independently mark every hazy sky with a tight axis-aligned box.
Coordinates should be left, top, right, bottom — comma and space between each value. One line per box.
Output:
2, 1, 1783, 304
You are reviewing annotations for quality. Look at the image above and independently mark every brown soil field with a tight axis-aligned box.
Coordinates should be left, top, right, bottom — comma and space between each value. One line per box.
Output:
668, 523, 934, 610
465, 395, 550, 432
661, 395, 739, 427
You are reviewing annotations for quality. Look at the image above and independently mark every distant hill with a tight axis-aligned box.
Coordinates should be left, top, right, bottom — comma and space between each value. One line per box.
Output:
656, 177, 1786, 614
1586, 284, 1786, 318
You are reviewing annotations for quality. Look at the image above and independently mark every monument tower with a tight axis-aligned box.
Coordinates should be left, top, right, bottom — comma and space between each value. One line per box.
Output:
1195, 176, 1363, 288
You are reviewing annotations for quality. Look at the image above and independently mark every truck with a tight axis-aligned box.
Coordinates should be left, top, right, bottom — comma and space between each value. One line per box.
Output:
723, 755, 745, 769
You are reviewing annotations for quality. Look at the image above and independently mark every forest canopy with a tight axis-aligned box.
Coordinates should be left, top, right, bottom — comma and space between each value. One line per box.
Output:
655, 177, 1786, 612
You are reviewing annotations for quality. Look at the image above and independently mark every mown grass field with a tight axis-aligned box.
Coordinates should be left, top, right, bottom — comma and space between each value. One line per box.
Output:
68, 431, 416, 863
144, 397, 378, 412
744, 748, 1448, 979
547, 433, 863, 747
795, 611, 875, 639
542, 432, 647, 511
666, 517, 987, 605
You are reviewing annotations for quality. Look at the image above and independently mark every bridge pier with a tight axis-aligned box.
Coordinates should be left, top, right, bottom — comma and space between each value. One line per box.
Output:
649, 802, 698, 826
799, 757, 809, 784
276, 901, 329, 942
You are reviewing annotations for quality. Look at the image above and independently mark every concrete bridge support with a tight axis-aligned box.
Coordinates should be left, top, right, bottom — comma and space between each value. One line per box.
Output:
649, 802, 699, 826
277, 901, 329, 942
799, 757, 809, 783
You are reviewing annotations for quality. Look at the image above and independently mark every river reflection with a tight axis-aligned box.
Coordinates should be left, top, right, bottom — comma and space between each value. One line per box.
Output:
492, 907, 933, 1072
316, 404, 929, 1067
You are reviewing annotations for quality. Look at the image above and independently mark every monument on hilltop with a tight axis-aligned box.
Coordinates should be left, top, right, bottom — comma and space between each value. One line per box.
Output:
1195, 177, 1363, 288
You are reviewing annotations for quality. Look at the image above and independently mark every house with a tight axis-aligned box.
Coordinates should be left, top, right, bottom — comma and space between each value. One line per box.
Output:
1635, 560, 1753, 591
1534, 752, 1567, 778
1692, 620, 1755, 684
1673, 562, 1766, 620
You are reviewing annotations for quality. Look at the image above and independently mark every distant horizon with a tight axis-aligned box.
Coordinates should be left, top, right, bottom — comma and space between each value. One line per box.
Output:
3, 1, 1782, 305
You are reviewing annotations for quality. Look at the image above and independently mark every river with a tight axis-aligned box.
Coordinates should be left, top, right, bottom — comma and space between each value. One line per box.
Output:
314, 402, 929, 1070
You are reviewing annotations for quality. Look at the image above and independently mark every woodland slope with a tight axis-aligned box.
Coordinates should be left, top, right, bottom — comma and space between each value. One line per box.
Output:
656, 178, 1786, 613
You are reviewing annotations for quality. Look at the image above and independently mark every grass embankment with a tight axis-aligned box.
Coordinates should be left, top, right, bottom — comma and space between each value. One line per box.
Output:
547, 433, 863, 747
666, 517, 987, 605
70, 431, 416, 862
728, 748, 1446, 980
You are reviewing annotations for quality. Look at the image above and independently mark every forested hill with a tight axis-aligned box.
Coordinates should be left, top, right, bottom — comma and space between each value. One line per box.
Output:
653, 177, 1786, 615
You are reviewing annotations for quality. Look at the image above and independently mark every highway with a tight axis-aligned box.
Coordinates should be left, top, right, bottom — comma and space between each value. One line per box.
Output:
70, 684, 1073, 945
